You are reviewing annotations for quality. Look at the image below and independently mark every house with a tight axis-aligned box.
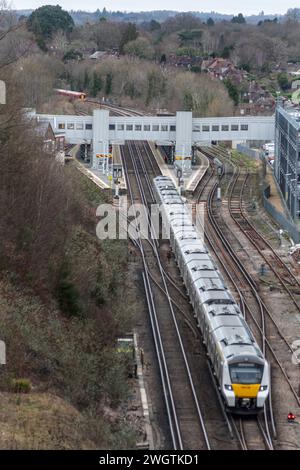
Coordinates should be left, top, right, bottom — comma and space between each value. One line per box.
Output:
207, 58, 234, 78
36, 122, 56, 153
167, 54, 202, 69
36, 121, 65, 156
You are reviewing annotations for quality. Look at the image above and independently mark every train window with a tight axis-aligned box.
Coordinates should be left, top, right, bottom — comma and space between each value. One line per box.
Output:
202, 125, 210, 132
221, 125, 229, 131
58, 123, 65, 130
229, 363, 263, 384
135, 125, 142, 131
161, 125, 168, 131
117, 124, 124, 131
231, 124, 239, 131
76, 123, 84, 130
144, 125, 151, 131
152, 125, 159, 131
193, 125, 200, 132
212, 125, 219, 132
85, 124, 92, 130
241, 124, 248, 131
67, 123, 74, 130
126, 124, 133, 131
170, 125, 176, 132
109, 124, 115, 130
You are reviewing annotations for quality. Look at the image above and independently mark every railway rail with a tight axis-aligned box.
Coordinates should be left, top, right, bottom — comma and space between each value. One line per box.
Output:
229, 170, 300, 311
120, 141, 211, 450
194, 156, 274, 449
196, 146, 300, 450
83, 99, 144, 117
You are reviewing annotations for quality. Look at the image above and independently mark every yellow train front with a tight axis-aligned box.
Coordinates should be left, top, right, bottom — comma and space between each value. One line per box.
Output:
221, 355, 269, 413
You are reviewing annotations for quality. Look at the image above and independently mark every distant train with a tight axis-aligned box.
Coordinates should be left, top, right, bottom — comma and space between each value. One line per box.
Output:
153, 175, 269, 414
54, 89, 86, 101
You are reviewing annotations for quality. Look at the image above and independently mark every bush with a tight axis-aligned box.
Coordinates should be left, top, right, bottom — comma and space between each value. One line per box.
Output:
12, 378, 32, 394
57, 260, 82, 317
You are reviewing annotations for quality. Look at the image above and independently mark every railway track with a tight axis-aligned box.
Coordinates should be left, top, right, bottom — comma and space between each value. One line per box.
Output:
194, 156, 274, 449
83, 99, 144, 117
196, 147, 300, 450
229, 170, 300, 309
120, 141, 211, 450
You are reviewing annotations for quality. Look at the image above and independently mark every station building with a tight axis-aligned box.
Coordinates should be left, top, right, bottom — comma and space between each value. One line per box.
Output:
275, 104, 300, 220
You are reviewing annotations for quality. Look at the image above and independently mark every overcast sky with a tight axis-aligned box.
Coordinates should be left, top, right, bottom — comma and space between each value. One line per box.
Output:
10, 1, 299, 15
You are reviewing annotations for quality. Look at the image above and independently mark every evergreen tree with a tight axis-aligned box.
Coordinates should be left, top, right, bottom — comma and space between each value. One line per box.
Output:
119, 23, 138, 54
27, 5, 74, 49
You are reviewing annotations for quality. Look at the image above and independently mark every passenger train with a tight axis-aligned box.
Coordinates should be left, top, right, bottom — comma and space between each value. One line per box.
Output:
153, 175, 269, 413
54, 89, 86, 100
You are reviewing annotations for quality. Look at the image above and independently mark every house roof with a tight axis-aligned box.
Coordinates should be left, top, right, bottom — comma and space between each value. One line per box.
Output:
36, 121, 55, 140
89, 51, 107, 60
208, 58, 233, 70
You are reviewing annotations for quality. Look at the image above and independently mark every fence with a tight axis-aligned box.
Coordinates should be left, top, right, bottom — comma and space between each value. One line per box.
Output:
263, 186, 300, 243
236, 144, 262, 159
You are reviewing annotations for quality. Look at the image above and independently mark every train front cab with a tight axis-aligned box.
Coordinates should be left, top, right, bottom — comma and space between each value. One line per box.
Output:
223, 357, 269, 414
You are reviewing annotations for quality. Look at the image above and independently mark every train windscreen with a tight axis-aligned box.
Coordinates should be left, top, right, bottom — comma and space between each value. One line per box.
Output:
229, 363, 263, 384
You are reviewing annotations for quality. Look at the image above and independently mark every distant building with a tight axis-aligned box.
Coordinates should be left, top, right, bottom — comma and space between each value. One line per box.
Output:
275, 103, 300, 220
167, 54, 202, 69
206, 58, 234, 78
36, 121, 65, 155
36, 122, 56, 153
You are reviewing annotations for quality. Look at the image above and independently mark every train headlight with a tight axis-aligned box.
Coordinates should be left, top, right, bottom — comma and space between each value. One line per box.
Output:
225, 384, 233, 391
259, 385, 268, 391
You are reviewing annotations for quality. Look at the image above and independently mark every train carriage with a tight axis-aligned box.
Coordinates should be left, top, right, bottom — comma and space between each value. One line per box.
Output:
153, 176, 269, 413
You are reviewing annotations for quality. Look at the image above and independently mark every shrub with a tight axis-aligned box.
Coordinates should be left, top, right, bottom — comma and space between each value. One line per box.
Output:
12, 378, 32, 394
57, 260, 82, 317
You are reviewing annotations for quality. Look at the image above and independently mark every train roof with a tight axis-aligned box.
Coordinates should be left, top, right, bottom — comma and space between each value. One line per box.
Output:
196, 277, 227, 292
153, 175, 266, 366
207, 304, 241, 317
199, 290, 234, 305
54, 88, 86, 97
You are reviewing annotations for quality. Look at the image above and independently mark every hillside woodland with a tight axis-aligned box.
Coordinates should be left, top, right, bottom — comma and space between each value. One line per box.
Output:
0, 10, 138, 449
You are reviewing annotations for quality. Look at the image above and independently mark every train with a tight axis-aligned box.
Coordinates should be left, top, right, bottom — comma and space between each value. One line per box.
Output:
153, 175, 269, 414
54, 89, 86, 100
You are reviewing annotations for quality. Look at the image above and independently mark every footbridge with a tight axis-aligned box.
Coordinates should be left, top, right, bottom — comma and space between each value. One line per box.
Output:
32, 109, 275, 169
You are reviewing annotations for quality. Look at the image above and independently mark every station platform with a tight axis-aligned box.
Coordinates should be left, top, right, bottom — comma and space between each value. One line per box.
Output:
148, 142, 208, 194
71, 145, 110, 190
72, 142, 207, 196
71, 144, 127, 192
